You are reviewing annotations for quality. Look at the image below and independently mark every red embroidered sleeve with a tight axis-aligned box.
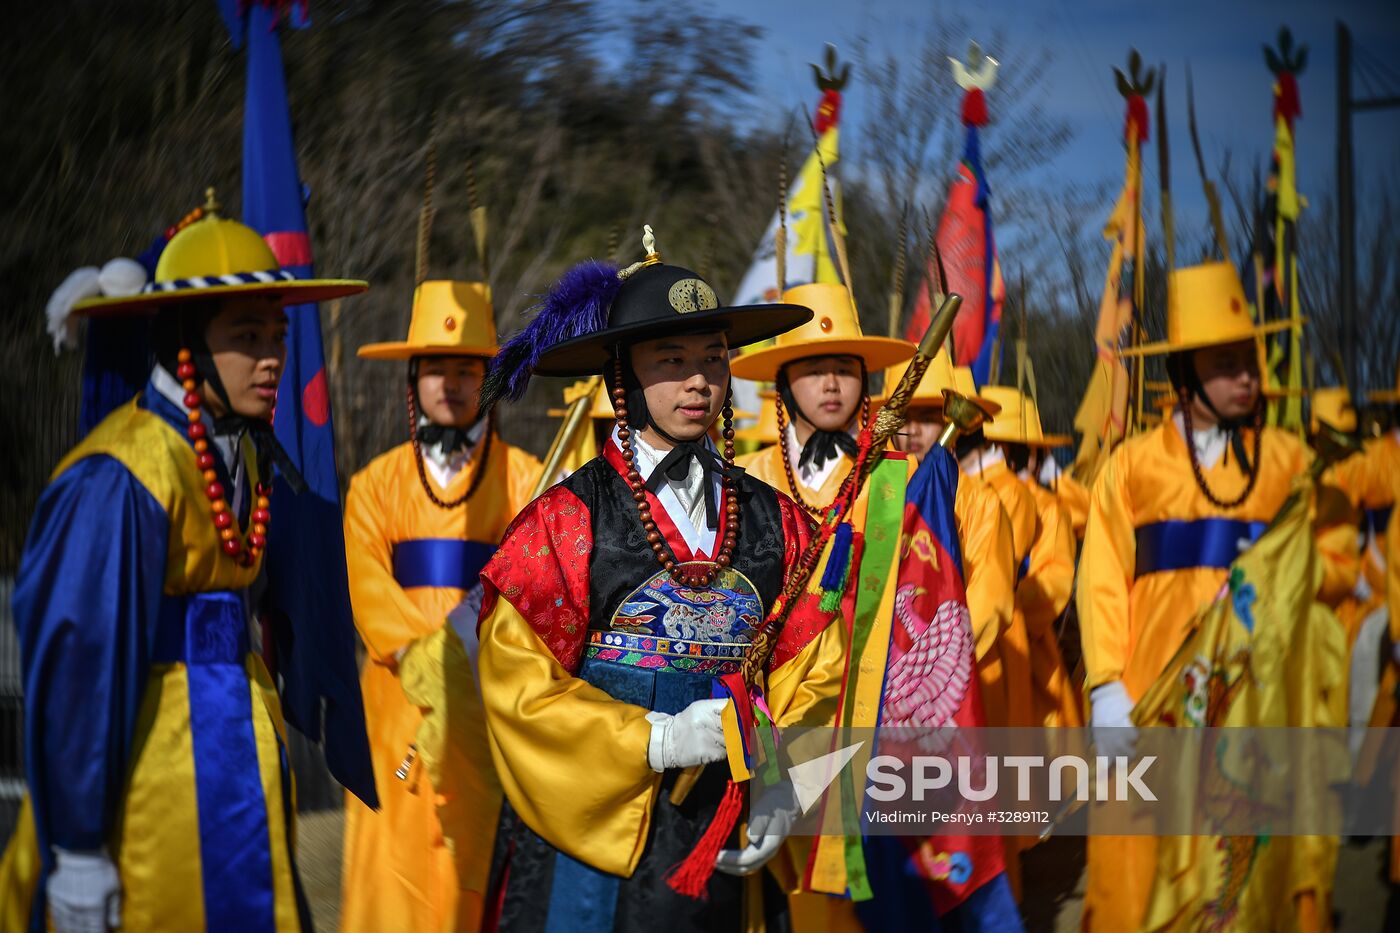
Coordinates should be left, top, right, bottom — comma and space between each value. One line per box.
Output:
480, 485, 593, 673
768, 491, 836, 670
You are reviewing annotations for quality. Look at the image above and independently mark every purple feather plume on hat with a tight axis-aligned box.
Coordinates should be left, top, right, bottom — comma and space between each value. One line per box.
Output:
479, 259, 621, 412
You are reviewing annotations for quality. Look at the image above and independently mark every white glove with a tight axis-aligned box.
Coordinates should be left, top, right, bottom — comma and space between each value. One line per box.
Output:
48, 848, 120, 933
646, 699, 729, 772
1090, 680, 1138, 759
716, 782, 798, 876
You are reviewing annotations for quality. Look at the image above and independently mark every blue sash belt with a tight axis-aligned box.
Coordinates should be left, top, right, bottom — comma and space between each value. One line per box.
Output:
391, 538, 497, 590
152, 590, 276, 931
1134, 518, 1266, 577
1017, 553, 1031, 583
1367, 506, 1392, 536
153, 590, 250, 664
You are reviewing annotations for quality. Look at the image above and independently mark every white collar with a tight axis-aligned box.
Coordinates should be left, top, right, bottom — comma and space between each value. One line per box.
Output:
1173, 411, 1228, 470
150, 365, 238, 473
1038, 454, 1061, 486
783, 421, 851, 492
619, 426, 719, 557
960, 445, 1004, 477
420, 417, 489, 488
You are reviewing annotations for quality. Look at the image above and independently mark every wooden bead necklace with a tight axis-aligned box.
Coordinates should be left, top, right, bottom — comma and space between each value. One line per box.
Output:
178, 348, 270, 566
406, 383, 493, 510
774, 393, 869, 519
1180, 391, 1263, 509
611, 353, 738, 589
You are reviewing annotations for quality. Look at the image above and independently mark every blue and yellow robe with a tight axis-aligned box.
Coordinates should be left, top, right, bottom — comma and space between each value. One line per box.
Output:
5, 380, 304, 932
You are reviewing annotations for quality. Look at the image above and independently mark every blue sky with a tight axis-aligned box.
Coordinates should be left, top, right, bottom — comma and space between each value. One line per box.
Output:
613, 0, 1400, 239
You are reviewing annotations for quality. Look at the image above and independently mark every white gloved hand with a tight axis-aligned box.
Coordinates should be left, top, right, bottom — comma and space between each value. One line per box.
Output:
716, 782, 798, 876
48, 848, 120, 933
646, 699, 729, 772
1090, 680, 1138, 760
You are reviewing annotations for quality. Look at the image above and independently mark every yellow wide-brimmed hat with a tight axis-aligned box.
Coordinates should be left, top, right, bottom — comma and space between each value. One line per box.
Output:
734, 390, 780, 444
729, 283, 914, 381
358, 280, 498, 359
979, 386, 1071, 447
1311, 386, 1357, 433
73, 193, 366, 317
872, 345, 957, 407
1120, 261, 1298, 357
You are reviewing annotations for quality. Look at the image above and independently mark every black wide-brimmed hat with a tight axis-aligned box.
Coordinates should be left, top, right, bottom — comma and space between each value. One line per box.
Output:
481, 226, 811, 406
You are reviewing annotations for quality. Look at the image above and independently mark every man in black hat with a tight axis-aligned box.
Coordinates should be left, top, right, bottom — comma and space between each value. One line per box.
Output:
473, 229, 846, 930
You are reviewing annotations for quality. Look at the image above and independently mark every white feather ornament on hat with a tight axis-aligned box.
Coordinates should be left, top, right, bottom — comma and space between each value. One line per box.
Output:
45, 267, 101, 354
45, 258, 150, 355
98, 258, 147, 298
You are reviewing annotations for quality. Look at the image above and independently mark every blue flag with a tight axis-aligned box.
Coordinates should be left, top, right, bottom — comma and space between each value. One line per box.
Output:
223, 0, 376, 808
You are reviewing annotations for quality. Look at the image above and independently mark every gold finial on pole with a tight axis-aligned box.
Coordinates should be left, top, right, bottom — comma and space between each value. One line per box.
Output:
203, 187, 222, 215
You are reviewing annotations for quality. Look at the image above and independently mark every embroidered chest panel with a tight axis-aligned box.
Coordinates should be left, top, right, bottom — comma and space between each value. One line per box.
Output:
586, 563, 762, 675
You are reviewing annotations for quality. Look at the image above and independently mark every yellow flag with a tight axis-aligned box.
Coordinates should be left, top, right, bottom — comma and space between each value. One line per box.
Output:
1073, 125, 1143, 483
1134, 476, 1347, 930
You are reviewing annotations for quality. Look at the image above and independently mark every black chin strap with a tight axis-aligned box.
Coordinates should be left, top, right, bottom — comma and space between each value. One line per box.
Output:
1178, 360, 1256, 474
212, 415, 307, 494
418, 422, 478, 455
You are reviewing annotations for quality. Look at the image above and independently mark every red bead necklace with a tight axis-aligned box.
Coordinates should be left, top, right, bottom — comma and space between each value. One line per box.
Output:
178, 348, 271, 566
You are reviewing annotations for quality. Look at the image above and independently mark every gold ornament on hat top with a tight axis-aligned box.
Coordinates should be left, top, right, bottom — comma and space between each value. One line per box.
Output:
618, 225, 661, 280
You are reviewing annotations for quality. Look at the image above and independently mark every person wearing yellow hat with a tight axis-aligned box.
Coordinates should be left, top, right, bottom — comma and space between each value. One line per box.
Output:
978, 387, 1081, 730
340, 278, 541, 932
730, 282, 915, 514
5, 191, 370, 932
869, 352, 1019, 732
748, 330, 1021, 926
1076, 261, 1314, 932
468, 230, 845, 927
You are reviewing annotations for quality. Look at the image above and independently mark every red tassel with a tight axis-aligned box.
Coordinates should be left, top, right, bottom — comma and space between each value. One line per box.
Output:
1273, 72, 1301, 128
961, 89, 988, 127
1124, 94, 1149, 144
664, 779, 745, 899
814, 89, 842, 134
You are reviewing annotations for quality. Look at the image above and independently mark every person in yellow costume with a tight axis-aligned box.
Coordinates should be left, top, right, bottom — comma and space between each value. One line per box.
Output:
979, 386, 1081, 729
869, 354, 1019, 732
341, 280, 541, 932
469, 231, 845, 930
1, 191, 374, 932
1076, 261, 1316, 932
954, 378, 1038, 733
1306, 389, 1367, 634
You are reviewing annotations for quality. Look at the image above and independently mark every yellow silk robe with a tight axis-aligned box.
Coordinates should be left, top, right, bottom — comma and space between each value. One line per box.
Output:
738, 445, 1017, 727
341, 437, 540, 933
1076, 421, 1308, 932
970, 461, 1036, 730
1054, 472, 1091, 541
1022, 481, 1081, 727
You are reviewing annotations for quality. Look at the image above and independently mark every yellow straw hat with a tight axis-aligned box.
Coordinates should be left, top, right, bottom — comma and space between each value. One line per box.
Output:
73, 191, 367, 316
979, 386, 1070, 446
734, 390, 780, 444
358, 280, 498, 359
729, 283, 914, 381
1120, 261, 1298, 357
871, 345, 957, 407
1310, 386, 1357, 434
